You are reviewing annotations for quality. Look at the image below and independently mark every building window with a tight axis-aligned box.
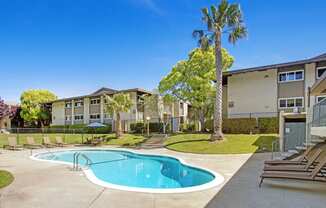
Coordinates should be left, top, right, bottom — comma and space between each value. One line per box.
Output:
74, 115, 84, 120
74, 100, 84, 107
65, 102, 72, 108
278, 70, 304, 83
90, 114, 100, 120
90, 98, 100, 105
317, 67, 326, 79
104, 113, 112, 119
65, 115, 71, 121
317, 96, 326, 103
278, 97, 304, 108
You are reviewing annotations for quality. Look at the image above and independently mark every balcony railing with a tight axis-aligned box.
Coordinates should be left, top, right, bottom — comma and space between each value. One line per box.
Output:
312, 98, 326, 127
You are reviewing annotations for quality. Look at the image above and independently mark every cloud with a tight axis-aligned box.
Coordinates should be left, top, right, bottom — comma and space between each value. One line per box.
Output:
130, 0, 164, 15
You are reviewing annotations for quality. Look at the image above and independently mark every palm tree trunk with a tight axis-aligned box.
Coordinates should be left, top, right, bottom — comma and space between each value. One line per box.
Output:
211, 32, 224, 141
116, 112, 122, 138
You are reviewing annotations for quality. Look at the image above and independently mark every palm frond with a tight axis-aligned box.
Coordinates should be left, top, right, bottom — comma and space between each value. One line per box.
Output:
201, 8, 214, 31
228, 25, 247, 44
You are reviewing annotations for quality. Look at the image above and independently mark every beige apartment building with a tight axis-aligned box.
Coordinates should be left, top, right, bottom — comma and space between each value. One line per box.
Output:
50, 87, 189, 131
223, 53, 326, 152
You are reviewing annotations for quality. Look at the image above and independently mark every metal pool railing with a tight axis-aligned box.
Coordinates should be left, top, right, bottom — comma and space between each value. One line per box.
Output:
73, 152, 93, 171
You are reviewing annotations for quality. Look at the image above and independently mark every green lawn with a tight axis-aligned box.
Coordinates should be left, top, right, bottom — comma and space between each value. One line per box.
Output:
0, 170, 14, 189
164, 134, 278, 154
0, 133, 146, 147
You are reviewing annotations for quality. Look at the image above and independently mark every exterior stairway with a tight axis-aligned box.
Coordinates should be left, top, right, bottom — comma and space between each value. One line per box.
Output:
139, 134, 168, 149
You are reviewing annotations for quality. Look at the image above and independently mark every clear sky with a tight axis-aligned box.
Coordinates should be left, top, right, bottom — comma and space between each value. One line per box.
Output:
1, 0, 325, 102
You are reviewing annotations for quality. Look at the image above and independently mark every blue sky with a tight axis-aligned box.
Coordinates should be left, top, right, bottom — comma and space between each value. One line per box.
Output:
0, 0, 325, 102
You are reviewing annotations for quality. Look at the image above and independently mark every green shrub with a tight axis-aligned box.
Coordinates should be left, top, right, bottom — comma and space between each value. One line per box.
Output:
258, 117, 279, 133
222, 118, 257, 134
130, 122, 145, 133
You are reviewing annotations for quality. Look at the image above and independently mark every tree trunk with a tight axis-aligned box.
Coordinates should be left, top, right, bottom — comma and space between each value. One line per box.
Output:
116, 112, 122, 138
211, 32, 224, 141
199, 108, 206, 132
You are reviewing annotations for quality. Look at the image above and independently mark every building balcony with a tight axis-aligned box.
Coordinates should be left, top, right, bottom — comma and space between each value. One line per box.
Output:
311, 99, 326, 138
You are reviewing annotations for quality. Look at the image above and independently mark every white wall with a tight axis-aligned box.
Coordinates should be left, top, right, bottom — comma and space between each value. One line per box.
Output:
51, 101, 65, 125
227, 69, 278, 118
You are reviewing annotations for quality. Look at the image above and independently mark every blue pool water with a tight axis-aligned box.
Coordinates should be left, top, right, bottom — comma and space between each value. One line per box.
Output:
36, 150, 215, 189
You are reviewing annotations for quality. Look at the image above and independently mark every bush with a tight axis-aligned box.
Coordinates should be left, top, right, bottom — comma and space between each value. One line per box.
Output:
222, 118, 257, 134
130, 122, 145, 133
49, 124, 112, 134
258, 117, 279, 133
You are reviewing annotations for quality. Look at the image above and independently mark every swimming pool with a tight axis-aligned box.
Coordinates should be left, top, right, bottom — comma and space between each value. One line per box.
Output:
32, 149, 224, 193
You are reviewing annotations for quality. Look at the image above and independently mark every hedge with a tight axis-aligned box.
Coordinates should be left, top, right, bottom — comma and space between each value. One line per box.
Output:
258, 117, 279, 133
49, 124, 112, 134
223, 118, 257, 134
204, 117, 279, 134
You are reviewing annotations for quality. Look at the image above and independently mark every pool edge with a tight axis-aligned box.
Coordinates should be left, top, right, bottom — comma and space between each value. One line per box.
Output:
30, 147, 225, 194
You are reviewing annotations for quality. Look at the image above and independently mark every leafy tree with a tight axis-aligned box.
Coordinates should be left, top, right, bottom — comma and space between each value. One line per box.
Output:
104, 93, 133, 138
158, 47, 233, 131
142, 93, 174, 134
193, 0, 247, 140
0, 98, 17, 129
20, 90, 57, 127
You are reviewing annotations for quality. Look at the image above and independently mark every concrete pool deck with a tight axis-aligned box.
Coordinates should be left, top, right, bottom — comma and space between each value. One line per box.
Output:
0, 147, 326, 208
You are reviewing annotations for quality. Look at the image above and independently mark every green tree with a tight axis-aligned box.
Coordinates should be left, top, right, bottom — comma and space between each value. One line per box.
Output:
193, 0, 247, 140
142, 93, 174, 134
20, 90, 57, 127
104, 93, 133, 138
158, 47, 233, 131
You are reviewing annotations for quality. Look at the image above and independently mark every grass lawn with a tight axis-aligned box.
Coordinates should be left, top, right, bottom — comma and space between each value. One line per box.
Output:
0, 170, 14, 189
164, 134, 278, 154
0, 133, 146, 148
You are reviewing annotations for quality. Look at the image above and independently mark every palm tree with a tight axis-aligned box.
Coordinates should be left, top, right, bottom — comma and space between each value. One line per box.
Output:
193, 0, 247, 141
104, 93, 133, 138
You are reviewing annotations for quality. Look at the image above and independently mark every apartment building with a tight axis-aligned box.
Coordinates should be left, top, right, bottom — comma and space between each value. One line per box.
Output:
50, 87, 189, 130
222, 53, 326, 151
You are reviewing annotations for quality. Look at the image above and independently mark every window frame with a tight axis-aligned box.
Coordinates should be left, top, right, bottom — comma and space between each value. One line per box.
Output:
278, 70, 304, 83
65, 115, 71, 121
316, 95, 326, 103
317, 66, 326, 79
89, 114, 101, 120
90, 98, 101, 105
74, 114, 84, 121
74, 100, 84, 107
65, 102, 72, 108
278, 97, 304, 109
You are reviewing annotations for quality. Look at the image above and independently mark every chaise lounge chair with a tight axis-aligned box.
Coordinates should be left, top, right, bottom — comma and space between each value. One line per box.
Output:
264, 146, 314, 166
7, 137, 23, 150
263, 149, 323, 172
55, 136, 69, 147
43, 136, 57, 148
24, 137, 43, 149
259, 156, 326, 187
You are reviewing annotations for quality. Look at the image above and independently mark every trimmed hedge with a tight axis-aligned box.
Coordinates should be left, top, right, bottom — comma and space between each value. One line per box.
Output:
223, 118, 257, 134
258, 117, 279, 133
49, 124, 112, 134
204, 117, 279, 134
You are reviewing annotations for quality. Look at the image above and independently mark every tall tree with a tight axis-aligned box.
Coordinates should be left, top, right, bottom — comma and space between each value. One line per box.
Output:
104, 93, 132, 138
0, 98, 17, 129
159, 47, 233, 130
20, 90, 57, 127
193, 0, 247, 140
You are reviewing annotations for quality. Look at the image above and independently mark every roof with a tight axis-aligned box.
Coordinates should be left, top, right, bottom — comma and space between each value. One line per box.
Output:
224, 52, 326, 76
51, 87, 152, 103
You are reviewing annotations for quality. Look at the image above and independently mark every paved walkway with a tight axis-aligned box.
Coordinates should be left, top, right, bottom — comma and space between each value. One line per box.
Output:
0, 147, 325, 208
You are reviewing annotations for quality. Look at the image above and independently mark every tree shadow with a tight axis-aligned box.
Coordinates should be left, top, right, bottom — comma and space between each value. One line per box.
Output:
252, 135, 279, 153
